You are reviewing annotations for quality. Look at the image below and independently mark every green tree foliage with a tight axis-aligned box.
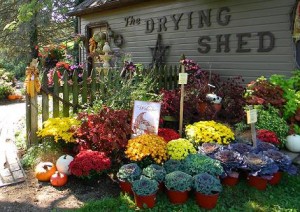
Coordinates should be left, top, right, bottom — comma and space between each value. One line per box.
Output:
0, 0, 83, 76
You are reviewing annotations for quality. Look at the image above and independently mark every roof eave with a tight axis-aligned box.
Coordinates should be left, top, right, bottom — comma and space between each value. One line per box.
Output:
68, 0, 151, 16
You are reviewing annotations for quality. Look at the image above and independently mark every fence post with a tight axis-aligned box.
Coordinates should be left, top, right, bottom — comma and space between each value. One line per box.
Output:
53, 71, 59, 118
24, 59, 41, 146
82, 70, 88, 104
72, 70, 79, 113
63, 71, 70, 117
42, 70, 49, 123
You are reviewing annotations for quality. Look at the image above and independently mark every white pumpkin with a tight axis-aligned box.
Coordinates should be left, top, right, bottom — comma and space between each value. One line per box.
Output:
286, 134, 300, 153
56, 155, 74, 175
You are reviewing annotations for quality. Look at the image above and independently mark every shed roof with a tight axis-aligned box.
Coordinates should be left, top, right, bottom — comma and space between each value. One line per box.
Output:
68, 0, 151, 16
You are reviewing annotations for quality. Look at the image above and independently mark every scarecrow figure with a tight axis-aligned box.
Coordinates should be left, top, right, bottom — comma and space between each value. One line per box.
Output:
24, 58, 41, 97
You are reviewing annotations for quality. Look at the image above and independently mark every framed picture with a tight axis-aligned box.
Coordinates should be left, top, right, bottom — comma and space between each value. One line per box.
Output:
131, 100, 161, 137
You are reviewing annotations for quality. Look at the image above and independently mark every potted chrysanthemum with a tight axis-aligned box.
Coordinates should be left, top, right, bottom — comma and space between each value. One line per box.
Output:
166, 138, 196, 160
125, 134, 168, 167
185, 121, 234, 148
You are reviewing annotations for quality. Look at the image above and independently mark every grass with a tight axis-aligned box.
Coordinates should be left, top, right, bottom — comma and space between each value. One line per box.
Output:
75, 173, 300, 212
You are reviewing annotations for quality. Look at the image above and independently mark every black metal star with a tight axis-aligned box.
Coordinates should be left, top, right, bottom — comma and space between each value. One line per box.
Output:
150, 34, 170, 68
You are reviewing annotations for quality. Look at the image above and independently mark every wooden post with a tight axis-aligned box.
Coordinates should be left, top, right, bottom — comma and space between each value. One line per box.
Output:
247, 105, 258, 148
179, 65, 186, 137
24, 58, 41, 146
25, 95, 31, 147
30, 94, 38, 144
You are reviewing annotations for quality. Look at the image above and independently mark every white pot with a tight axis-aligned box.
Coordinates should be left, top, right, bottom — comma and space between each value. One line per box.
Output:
286, 134, 300, 153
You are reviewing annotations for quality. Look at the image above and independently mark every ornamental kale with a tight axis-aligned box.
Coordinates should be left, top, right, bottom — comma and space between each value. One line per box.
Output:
142, 164, 166, 183
117, 163, 142, 183
163, 159, 184, 174
263, 149, 298, 175
214, 149, 243, 177
198, 143, 221, 156
253, 141, 278, 153
228, 143, 254, 154
182, 154, 224, 176
243, 152, 278, 177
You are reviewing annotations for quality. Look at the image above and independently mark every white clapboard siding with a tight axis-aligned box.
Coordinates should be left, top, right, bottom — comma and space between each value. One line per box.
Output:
78, 0, 296, 83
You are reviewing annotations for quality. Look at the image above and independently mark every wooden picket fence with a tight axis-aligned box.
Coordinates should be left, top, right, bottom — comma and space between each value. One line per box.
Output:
26, 65, 180, 146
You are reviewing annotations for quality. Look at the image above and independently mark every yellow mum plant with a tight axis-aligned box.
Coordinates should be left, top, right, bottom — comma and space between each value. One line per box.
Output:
37, 117, 80, 143
185, 121, 234, 145
166, 138, 196, 160
125, 134, 168, 164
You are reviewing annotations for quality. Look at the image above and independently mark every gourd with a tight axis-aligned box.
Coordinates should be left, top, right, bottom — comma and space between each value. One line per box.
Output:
50, 171, 68, 187
35, 162, 57, 182
56, 154, 74, 175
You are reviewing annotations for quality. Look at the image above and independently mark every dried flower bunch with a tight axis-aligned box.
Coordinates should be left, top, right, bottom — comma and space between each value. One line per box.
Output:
125, 134, 168, 164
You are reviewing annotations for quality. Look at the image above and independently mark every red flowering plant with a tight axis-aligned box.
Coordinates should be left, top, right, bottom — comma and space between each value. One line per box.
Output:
74, 107, 132, 167
158, 128, 180, 142
69, 150, 111, 179
257, 129, 280, 146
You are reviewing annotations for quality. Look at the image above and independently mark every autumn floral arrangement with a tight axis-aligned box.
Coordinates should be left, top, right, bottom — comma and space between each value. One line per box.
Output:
69, 150, 111, 179
158, 128, 180, 142
257, 129, 280, 146
125, 134, 168, 166
185, 121, 235, 146
38, 44, 66, 68
36, 117, 80, 143
166, 138, 196, 160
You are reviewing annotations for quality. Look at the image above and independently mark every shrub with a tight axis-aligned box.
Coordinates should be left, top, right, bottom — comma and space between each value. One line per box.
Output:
75, 107, 132, 157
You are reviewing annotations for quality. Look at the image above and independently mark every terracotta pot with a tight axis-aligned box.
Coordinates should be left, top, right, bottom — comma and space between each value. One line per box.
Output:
158, 182, 165, 192
119, 180, 133, 195
195, 191, 219, 210
213, 103, 222, 112
134, 193, 156, 208
166, 189, 189, 204
248, 175, 267, 190
269, 172, 283, 185
198, 102, 207, 115
221, 176, 239, 186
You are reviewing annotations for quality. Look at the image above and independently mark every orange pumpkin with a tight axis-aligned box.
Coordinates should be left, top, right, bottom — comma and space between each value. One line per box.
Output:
50, 171, 68, 187
7, 94, 17, 100
35, 162, 57, 182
